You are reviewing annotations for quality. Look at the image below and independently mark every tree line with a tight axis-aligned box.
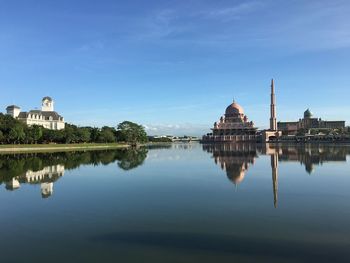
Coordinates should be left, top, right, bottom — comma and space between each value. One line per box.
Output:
0, 113, 148, 144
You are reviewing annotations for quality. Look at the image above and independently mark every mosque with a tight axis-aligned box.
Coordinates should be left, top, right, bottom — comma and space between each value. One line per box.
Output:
202, 79, 346, 142
202, 99, 258, 142
6, 96, 65, 130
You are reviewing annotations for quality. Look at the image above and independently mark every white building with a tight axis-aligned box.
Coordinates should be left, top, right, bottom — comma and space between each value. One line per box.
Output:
6, 97, 65, 130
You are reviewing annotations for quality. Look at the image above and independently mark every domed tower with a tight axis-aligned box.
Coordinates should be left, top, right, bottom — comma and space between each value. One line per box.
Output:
304, 109, 313, 119
42, 96, 54, 112
225, 100, 244, 118
225, 99, 245, 122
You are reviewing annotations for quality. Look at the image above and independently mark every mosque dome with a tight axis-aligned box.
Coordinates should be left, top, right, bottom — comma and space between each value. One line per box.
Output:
225, 100, 244, 116
226, 164, 246, 185
304, 108, 313, 118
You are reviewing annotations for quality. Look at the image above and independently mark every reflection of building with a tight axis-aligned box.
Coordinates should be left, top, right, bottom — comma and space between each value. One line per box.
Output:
202, 100, 257, 142
5, 165, 65, 198
205, 143, 350, 208
6, 97, 65, 130
203, 144, 257, 186
278, 109, 345, 135
274, 145, 348, 174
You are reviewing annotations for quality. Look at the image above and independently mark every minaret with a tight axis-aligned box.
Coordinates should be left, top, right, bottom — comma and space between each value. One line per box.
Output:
271, 152, 279, 208
270, 79, 277, 131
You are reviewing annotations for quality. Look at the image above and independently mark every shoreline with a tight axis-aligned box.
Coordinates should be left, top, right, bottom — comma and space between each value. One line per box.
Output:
0, 142, 177, 154
0, 143, 130, 153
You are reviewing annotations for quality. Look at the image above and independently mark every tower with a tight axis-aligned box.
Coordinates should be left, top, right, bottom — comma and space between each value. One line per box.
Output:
6, 105, 21, 118
270, 79, 277, 131
42, 96, 54, 111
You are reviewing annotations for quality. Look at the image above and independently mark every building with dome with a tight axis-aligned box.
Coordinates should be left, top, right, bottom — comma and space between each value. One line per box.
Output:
6, 97, 65, 130
278, 108, 345, 135
202, 99, 258, 142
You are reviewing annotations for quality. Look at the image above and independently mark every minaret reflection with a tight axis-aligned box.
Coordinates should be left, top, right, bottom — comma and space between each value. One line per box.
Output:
271, 152, 279, 208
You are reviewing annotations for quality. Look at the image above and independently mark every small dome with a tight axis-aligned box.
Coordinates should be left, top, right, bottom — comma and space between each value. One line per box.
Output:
225, 100, 244, 116
304, 108, 313, 118
42, 96, 53, 102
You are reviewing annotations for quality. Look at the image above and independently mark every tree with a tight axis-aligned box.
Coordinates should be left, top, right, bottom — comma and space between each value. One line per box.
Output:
117, 121, 148, 145
0, 130, 4, 144
89, 127, 100, 142
98, 127, 116, 143
63, 124, 77, 143
76, 128, 91, 143
26, 125, 43, 144
8, 124, 25, 144
42, 129, 63, 143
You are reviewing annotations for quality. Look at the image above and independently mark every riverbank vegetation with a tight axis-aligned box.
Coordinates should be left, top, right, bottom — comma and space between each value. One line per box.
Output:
0, 114, 148, 145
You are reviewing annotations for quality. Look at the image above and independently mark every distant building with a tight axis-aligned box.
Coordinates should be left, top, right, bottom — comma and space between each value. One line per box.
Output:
278, 109, 345, 135
202, 99, 258, 142
6, 97, 65, 130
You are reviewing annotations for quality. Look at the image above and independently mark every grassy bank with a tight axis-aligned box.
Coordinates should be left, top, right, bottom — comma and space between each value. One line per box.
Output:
0, 143, 130, 153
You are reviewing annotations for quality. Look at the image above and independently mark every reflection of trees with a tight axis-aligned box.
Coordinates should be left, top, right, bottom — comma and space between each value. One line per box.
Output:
117, 147, 148, 171
0, 147, 149, 184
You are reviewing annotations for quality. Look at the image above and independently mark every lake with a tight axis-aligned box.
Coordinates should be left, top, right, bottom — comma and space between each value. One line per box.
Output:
1, 143, 350, 263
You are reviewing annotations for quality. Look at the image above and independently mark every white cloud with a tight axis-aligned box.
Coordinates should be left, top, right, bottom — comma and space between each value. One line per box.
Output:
144, 123, 209, 136
199, 1, 264, 21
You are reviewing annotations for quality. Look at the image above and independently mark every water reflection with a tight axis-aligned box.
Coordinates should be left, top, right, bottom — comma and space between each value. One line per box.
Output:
5, 164, 64, 198
203, 144, 257, 186
203, 143, 350, 208
272, 144, 349, 174
0, 147, 148, 198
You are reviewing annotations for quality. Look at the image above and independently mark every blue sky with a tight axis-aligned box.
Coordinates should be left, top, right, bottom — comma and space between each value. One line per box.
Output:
1, 0, 350, 135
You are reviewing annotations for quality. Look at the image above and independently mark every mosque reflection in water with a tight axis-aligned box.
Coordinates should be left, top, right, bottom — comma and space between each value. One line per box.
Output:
0, 147, 148, 198
202, 143, 350, 208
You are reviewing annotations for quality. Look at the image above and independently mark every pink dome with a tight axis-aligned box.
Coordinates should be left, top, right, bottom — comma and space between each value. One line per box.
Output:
225, 101, 244, 115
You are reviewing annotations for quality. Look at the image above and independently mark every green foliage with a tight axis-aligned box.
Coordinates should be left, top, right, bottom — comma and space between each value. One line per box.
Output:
26, 125, 43, 144
148, 137, 172, 142
98, 127, 116, 143
117, 121, 148, 144
0, 113, 148, 145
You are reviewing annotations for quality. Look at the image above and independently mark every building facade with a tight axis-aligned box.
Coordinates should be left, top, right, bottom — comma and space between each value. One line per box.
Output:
202, 100, 257, 142
278, 109, 345, 135
6, 97, 65, 130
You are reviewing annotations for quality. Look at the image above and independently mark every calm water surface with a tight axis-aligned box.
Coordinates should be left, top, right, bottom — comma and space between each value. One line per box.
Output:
1, 143, 350, 263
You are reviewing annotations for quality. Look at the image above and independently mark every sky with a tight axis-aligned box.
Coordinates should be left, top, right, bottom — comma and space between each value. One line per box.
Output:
0, 0, 350, 136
